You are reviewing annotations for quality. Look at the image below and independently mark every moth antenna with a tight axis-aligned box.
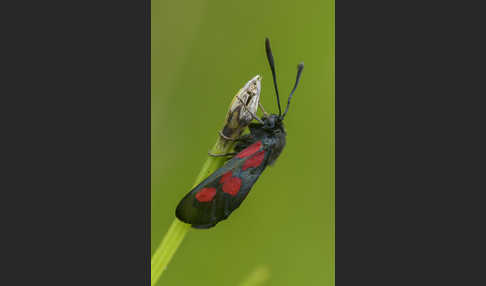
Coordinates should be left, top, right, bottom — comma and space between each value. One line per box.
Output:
283, 62, 304, 118
265, 38, 282, 116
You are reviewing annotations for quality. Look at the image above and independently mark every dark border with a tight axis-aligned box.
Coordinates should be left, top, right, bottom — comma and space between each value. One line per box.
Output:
2, 0, 150, 284
336, 1, 483, 285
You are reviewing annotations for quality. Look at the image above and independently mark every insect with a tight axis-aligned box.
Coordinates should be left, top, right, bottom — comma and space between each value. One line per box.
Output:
176, 38, 304, 228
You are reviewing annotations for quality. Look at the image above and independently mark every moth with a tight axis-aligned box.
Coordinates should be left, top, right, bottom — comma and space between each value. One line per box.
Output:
176, 38, 304, 228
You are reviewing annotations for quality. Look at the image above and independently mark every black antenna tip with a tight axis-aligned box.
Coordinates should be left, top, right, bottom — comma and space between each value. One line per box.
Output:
265, 38, 273, 61
264, 37, 282, 116
298, 62, 304, 70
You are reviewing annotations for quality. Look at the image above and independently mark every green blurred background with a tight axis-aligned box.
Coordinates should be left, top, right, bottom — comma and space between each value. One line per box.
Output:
152, 0, 333, 285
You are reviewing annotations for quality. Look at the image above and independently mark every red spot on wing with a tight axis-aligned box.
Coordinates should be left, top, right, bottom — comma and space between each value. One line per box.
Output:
195, 187, 217, 202
242, 150, 265, 170
221, 173, 242, 196
220, 171, 233, 184
237, 141, 262, 158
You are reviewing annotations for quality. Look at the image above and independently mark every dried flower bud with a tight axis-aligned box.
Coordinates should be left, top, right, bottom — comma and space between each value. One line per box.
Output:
220, 75, 261, 141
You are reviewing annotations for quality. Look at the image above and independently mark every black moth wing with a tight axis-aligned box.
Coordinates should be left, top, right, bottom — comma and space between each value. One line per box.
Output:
175, 140, 273, 229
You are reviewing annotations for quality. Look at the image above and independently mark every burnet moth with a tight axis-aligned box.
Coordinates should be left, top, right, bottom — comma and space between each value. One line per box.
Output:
176, 38, 304, 229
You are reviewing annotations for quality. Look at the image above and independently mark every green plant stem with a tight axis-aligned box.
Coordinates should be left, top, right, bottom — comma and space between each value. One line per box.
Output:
151, 137, 234, 286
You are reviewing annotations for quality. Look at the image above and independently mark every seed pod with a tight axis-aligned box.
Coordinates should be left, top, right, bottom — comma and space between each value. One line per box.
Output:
220, 75, 261, 141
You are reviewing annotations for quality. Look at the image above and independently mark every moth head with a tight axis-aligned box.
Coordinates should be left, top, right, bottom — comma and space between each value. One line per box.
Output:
262, 114, 283, 131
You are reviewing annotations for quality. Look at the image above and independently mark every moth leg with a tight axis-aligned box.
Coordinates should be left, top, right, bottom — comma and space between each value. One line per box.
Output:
236, 96, 265, 124
208, 151, 238, 157
218, 130, 239, 141
259, 102, 270, 117
218, 130, 254, 143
